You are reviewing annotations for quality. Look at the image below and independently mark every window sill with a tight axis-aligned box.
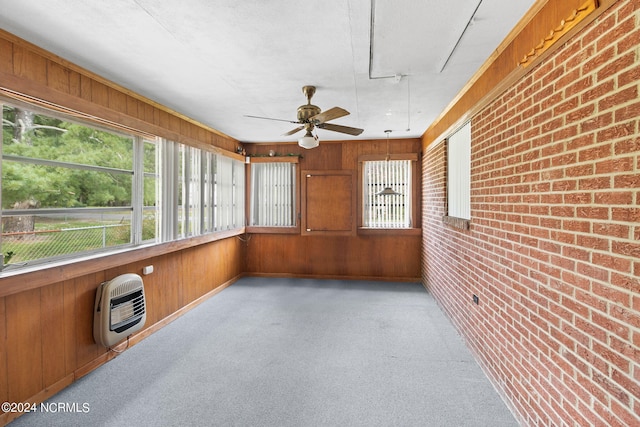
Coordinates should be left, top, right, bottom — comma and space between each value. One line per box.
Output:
246, 226, 300, 235
443, 216, 470, 230
0, 228, 246, 298
358, 227, 421, 236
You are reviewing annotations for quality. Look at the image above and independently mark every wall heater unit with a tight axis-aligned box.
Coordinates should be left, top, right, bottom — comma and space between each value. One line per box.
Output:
93, 273, 147, 348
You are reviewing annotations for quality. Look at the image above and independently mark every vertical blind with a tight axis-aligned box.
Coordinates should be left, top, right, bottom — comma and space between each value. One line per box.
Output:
250, 162, 296, 227
363, 160, 411, 228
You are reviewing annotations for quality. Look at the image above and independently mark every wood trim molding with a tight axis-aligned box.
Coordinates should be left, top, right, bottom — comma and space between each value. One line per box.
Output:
358, 228, 422, 236
0, 374, 74, 425
0, 82, 241, 157
0, 229, 246, 298
0, 29, 235, 142
421, 0, 615, 150
357, 153, 419, 162
518, 0, 599, 68
247, 156, 300, 163
245, 226, 300, 234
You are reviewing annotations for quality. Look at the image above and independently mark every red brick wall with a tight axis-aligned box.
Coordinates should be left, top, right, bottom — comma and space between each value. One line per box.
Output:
422, 1, 640, 425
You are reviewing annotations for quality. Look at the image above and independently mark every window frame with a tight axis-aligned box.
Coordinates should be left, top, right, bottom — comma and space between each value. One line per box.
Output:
0, 94, 245, 274
245, 156, 300, 234
357, 153, 420, 235
444, 121, 471, 230
159, 139, 245, 240
1, 99, 145, 270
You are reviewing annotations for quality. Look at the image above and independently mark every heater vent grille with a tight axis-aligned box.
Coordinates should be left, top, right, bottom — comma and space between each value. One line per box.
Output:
110, 279, 143, 299
94, 273, 146, 347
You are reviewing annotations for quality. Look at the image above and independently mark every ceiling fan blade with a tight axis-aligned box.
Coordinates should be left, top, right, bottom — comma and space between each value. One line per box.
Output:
309, 107, 349, 124
244, 114, 299, 124
317, 123, 364, 136
283, 126, 304, 136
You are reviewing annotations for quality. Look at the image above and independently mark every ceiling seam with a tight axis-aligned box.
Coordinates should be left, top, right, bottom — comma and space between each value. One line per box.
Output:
438, 0, 485, 73
132, 0, 175, 39
368, 0, 403, 81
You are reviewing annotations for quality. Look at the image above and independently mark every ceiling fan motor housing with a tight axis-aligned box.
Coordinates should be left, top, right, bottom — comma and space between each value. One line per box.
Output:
297, 103, 321, 122
298, 85, 321, 124
246, 84, 363, 140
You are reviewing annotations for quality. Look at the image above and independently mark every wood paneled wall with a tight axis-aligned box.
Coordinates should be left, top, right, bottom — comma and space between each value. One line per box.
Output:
0, 26, 422, 427
0, 29, 247, 426
0, 21, 423, 427
0, 237, 245, 426
245, 139, 422, 281
0, 29, 238, 153
247, 234, 421, 280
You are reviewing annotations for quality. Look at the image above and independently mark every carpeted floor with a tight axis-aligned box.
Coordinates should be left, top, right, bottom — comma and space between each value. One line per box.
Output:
9, 277, 517, 426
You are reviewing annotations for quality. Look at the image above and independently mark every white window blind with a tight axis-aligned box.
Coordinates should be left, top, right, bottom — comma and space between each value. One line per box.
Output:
363, 159, 412, 228
447, 122, 471, 220
250, 162, 296, 227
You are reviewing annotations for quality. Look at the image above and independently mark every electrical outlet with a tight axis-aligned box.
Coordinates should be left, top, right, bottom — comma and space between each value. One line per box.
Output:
473, 294, 479, 305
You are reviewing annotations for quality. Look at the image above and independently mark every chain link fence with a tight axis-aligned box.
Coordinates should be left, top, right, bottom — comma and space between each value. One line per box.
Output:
0, 212, 142, 269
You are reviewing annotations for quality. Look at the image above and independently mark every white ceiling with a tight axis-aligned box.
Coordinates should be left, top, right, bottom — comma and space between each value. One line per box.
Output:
0, 0, 536, 143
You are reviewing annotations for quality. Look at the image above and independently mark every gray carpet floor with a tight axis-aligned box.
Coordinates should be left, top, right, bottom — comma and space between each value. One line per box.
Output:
9, 277, 517, 426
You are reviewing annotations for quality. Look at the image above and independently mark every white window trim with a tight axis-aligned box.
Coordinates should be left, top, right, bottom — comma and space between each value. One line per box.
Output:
446, 121, 471, 222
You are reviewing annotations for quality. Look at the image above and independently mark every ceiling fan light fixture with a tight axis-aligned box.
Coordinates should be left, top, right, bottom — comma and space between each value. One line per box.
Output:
377, 129, 402, 196
376, 186, 401, 196
247, 86, 363, 148
298, 131, 319, 149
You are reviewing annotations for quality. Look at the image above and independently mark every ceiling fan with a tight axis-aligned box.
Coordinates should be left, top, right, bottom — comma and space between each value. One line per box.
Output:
245, 85, 364, 149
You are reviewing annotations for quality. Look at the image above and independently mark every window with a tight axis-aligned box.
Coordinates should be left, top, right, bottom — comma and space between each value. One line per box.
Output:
362, 158, 414, 228
178, 144, 203, 238
1, 97, 245, 272
202, 151, 216, 233
446, 122, 471, 222
1, 101, 150, 269
159, 140, 245, 239
141, 138, 158, 243
249, 161, 297, 227
215, 154, 246, 231
232, 157, 245, 230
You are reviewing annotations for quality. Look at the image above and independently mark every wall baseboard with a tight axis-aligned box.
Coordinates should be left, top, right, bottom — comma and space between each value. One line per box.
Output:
246, 272, 422, 283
